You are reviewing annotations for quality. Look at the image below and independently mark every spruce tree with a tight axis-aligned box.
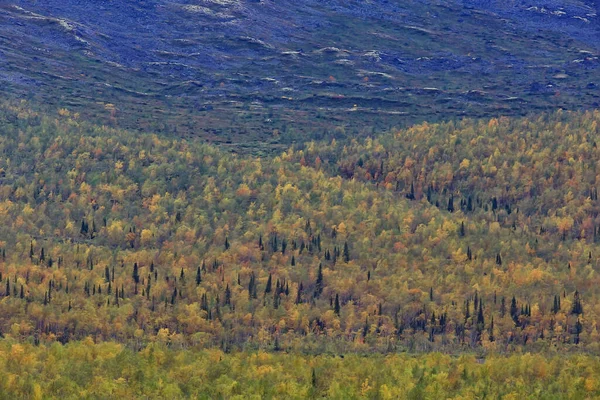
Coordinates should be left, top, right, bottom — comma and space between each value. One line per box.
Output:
225, 284, 231, 306
343, 242, 350, 263
133, 263, 140, 284
510, 296, 519, 324
248, 274, 254, 300
571, 291, 583, 315
196, 267, 202, 285
477, 302, 485, 326
265, 273, 272, 294
295, 282, 303, 305
314, 263, 324, 298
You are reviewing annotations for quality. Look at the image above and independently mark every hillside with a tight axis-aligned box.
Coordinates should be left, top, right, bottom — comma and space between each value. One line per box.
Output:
0, 101, 599, 395
1, 0, 600, 150
0, 101, 596, 352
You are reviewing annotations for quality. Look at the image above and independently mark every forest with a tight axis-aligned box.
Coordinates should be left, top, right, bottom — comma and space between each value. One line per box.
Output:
0, 100, 600, 397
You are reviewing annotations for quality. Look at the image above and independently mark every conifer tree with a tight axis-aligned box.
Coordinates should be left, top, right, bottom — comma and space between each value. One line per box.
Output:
314, 263, 324, 298
510, 296, 519, 324
265, 273, 272, 294
571, 291, 583, 315
295, 282, 303, 305
477, 302, 485, 326
225, 284, 231, 306
343, 241, 350, 263
133, 263, 140, 284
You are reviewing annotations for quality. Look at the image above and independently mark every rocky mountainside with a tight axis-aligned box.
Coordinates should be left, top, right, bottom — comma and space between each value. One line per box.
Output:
1, 0, 600, 150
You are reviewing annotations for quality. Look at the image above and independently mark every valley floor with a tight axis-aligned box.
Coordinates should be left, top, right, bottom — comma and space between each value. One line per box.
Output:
0, 339, 596, 399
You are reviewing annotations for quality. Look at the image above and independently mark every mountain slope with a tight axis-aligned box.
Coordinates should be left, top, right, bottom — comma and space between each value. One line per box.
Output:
2, 0, 600, 149
0, 100, 599, 355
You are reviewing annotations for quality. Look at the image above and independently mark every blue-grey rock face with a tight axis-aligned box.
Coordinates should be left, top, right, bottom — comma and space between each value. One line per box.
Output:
1, 0, 599, 146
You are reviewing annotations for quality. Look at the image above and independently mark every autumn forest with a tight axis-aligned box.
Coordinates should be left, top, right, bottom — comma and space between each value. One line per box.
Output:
0, 99, 599, 397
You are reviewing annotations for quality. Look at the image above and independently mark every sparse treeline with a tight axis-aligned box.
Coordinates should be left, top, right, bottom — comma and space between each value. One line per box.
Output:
0, 103, 597, 355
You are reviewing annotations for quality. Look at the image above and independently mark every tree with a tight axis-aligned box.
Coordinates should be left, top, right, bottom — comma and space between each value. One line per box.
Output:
133, 263, 140, 284
171, 287, 178, 305
248, 273, 258, 299
196, 267, 202, 285
510, 296, 519, 325
225, 284, 231, 306
552, 294, 561, 314
406, 182, 415, 200
477, 302, 485, 327
314, 263, 324, 298
571, 291, 583, 315
80, 220, 88, 236
265, 273, 272, 294
295, 282, 303, 305
343, 242, 350, 263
